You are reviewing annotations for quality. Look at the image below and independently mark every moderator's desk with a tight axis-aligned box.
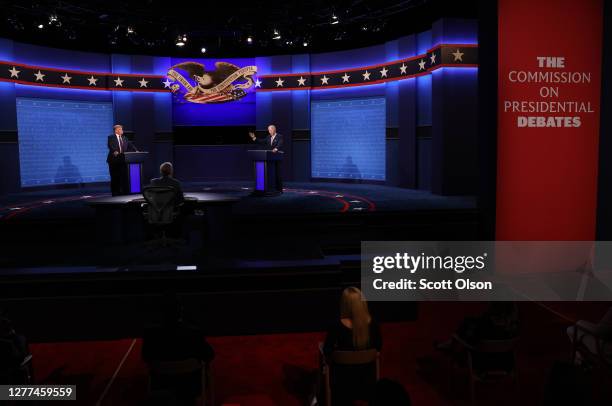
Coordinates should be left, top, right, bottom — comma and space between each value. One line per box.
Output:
87, 192, 239, 245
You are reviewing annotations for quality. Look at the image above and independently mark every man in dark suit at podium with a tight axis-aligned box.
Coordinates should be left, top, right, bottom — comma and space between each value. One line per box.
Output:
107, 124, 137, 196
249, 124, 284, 192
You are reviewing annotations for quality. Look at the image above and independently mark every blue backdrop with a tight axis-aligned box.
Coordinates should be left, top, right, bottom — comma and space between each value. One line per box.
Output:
311, 97, 386, 181
16, 98, 113, 187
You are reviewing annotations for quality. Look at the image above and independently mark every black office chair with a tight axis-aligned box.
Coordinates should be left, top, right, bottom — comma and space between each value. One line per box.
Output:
142, 186, 184, 248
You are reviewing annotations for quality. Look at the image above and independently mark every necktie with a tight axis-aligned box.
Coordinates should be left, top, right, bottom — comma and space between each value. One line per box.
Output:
118, 135, 123, 153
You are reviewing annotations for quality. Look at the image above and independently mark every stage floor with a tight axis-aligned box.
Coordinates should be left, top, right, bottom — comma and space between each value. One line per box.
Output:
0, 181, 478, 271
0, 181, 475, 220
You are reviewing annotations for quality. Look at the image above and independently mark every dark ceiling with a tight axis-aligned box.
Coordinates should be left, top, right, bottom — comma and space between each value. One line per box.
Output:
0, 0, 478, 58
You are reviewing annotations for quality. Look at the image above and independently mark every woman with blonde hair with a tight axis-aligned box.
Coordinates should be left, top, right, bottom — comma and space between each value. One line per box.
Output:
322, 287, 382, 404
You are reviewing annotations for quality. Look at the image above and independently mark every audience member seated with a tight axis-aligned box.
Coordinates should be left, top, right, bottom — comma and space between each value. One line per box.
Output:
0, 314, 31, 383
567, 306, 612, 366
436, 302, 519, 351
150, 162, 184, 205
142, 295, 214, 405
322, 287, 382, 405
369, 379, 412, 406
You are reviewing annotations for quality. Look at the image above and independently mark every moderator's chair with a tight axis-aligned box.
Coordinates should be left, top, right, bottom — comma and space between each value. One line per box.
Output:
449, 334, 519, 406
147, 358, 213, 406
0, 338, 33, 384
319, 343, 380, 406
142, 186, 183, 248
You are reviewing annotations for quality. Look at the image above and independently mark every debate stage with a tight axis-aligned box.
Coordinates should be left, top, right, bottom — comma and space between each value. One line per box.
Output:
0, 181, 476, 340
0, 181, 477, 270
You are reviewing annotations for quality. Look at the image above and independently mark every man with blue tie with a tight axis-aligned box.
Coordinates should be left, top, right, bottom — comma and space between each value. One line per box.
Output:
107, 124, 137, 196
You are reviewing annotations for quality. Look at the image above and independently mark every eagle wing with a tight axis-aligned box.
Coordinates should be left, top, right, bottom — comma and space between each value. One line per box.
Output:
214, 62, 240, 80
173, 62, 206, 79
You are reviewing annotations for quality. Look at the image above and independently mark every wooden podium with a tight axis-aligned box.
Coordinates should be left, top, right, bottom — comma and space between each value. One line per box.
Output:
248, 150, 283, 196
123, 151, 148, 194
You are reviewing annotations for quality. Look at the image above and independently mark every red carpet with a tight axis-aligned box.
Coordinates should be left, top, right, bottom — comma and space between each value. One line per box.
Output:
28, 302, 608, 405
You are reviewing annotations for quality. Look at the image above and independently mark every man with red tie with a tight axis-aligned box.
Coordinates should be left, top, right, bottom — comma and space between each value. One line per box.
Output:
107, 124, 137, 196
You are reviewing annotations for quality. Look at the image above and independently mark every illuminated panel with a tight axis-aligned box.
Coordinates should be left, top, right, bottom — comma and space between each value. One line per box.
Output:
16, 98, 113, 187
311, 97, 386, 181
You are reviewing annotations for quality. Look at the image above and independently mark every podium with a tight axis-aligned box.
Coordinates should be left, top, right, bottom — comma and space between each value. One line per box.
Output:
123, 151, 148, 194
248, 150, 283, 196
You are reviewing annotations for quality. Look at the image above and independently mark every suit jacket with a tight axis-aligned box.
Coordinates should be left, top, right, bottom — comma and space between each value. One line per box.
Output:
107, 134, 137, 163
150, 176, 184, 204
256, 133, 284, 151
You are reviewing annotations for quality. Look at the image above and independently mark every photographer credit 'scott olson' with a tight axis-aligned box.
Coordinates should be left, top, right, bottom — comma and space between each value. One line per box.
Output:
369, 252, 493, 292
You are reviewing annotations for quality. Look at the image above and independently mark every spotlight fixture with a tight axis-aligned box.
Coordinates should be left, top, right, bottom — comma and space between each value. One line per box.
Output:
37, 23, 44, 29
201, 47, 207, 54
303, 41, 308, 47
246, 36, 253, 44
331, 14, 339, 24
127, 26, 134, 34
176, 35, 185, 47
272, 29, 281, 40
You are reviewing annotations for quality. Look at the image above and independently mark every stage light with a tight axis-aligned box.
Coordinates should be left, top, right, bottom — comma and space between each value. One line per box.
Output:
127, 26, 134, 34
201, 47, 207, 53
331, 14, 339, 24
247, 36, 253, 44
37, 24, 44, 29
273, 29, 281, 40
303, 41, 308, 47
48, 15, 58, 25
176, 34, 186, 47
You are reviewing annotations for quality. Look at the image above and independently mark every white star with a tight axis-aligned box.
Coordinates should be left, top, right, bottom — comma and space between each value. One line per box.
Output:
418, 59, 426, 70
138, 78, 149, 88
452, 49, 464, 62
87, 75, 98, 86
255, 79, 262, 88
34, 70, 45, 82
341, 73, 350, 83
162, 78, 172, 88
297, 76, 306, 86
362, 70, 371, 80
379, 67, 388, 77
430, 52, 436, 64
275, 77, 284, 87
114, 77, 124, 87
399, 63, 407, 74
8, 66, 20, 78
320, 75, 329, 85
61, 73, 72, 84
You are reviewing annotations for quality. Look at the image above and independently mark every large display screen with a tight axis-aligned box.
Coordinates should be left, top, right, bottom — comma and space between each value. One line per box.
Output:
311, 97, 386, 181
16, 98, 113, 187
169, 57, 256, 126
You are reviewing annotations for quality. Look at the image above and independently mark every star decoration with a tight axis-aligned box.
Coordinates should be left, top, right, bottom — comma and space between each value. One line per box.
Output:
452, 49, 464, 62
162, 78, 173, 88
275, 77, 284, 87
34, 70, 45, 82
297, 76, 306, 86
362, 70, 371, 80
430, 53, 436, 64
114, 77, 124, 87
255, 79, 262, 88
418, 59, 426, 70
341, 73, 350, 83
379, 67, 388, 77
320, 75, 329, 85
138, 78, 149, 88
61, 73, 72, 84
8, 66, 20, 78
87, 75, 98, 86
399, 63, 407, 74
